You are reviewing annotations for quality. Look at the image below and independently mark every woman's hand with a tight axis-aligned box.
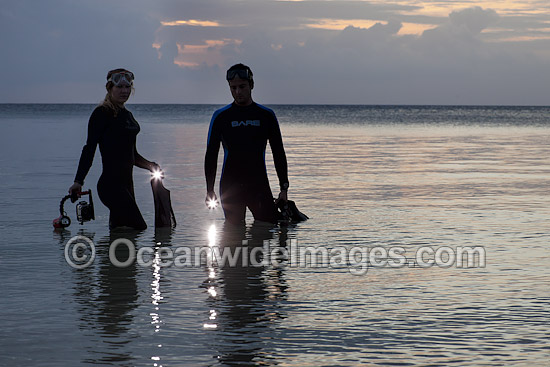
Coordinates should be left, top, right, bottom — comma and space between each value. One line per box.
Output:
68, 182, 82, 202
149, 161, 161, 173
149, 162, 165, 180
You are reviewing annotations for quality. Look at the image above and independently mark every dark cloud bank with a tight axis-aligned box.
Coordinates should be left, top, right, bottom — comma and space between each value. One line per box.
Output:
1, 1, 548, 104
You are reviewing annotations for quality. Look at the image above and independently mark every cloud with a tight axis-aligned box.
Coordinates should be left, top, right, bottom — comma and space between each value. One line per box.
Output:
161, 20, 221, 27
174, 39, 242, 68
448, 6, 499, 34
153, 4, 547, 104
0, 0, 162, 100
0, 0, 549, 104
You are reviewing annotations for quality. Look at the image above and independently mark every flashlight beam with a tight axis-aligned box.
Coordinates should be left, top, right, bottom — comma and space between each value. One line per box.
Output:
151, 169, 164, 180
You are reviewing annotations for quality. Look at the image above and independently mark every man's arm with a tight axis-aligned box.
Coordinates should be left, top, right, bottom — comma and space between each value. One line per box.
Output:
267, 111, 289, 203
204, 113, 222, 194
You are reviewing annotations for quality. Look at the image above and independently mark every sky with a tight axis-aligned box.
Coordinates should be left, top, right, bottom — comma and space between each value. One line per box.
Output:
1, 0, 549, 105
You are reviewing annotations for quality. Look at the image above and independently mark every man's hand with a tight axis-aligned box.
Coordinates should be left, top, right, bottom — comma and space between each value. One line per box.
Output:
275, 190, 287, 204
205, 191, 219, 209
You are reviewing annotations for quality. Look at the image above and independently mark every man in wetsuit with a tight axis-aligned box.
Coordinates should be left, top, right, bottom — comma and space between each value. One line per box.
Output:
204, 63, 289, 224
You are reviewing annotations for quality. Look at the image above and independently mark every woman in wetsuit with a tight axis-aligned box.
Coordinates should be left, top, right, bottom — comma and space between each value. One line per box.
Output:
68, 68, 160, 230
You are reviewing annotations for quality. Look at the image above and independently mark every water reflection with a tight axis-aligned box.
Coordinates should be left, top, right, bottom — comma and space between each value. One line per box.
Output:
204, 221, 290, 366
56, 228, 144, 366
148, 227, 174, 367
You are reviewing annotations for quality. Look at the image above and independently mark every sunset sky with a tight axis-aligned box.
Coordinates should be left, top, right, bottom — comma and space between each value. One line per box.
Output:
1, 0, 549, 104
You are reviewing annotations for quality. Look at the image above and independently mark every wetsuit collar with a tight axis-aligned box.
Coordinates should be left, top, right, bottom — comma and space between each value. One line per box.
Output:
233, 100, 255, 108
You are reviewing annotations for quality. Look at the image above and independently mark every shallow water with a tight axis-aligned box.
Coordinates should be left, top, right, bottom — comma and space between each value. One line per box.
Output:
0, 105, 549, 366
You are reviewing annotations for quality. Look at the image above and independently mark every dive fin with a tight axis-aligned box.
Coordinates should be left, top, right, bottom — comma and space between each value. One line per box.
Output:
151, 178, 176, 227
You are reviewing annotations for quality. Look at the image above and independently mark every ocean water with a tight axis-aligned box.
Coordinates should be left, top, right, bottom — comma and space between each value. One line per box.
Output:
0, 104, 549, 366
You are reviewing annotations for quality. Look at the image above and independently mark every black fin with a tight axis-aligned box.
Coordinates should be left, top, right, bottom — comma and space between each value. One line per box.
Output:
151, 179, 176, 227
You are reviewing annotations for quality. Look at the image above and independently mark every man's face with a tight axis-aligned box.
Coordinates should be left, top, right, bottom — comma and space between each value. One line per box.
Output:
229, 77, 253, 106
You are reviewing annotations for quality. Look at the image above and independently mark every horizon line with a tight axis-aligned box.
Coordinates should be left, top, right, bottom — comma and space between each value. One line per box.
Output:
1, 102, 549, 108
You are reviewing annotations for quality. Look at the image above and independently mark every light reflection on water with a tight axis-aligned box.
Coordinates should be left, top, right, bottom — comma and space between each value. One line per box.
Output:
0, 107, 549, 366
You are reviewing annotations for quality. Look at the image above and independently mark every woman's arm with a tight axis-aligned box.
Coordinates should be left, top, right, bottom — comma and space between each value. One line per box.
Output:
69, 108, 107, 195
134, 147, 160, 172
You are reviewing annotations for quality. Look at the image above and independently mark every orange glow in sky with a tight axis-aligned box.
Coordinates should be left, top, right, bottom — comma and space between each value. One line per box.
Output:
161, 19, 221, 27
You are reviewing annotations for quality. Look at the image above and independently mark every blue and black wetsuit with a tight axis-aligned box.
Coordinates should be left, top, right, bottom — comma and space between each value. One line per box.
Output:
74, 106, 147, 230
205, 102, 289, 224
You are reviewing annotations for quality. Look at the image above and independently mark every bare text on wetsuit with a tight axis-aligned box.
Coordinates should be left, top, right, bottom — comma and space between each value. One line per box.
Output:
231, 120, 261, 127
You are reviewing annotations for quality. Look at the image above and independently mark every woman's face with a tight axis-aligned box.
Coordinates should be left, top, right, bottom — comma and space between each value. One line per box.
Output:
109, 84, 131, 105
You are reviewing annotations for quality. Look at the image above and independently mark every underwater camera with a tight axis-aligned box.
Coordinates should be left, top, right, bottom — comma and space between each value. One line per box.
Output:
53, 190, 95, 229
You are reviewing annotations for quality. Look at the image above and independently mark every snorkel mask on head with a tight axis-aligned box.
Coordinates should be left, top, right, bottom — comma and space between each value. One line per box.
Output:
226, 64, 254, 88
226, 68, 252, 81
108, 71, 134, 87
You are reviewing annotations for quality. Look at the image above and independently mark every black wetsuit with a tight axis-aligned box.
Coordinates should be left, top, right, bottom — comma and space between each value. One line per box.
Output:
205, 102, 289, 224
74, 106, 147, 229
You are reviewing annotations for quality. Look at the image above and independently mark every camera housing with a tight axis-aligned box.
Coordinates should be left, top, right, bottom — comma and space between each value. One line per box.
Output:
76, 200, 94, 224
53, 190, 95, 228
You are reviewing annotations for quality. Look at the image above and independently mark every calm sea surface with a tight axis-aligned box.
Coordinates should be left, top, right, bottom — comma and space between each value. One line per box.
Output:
1, 104, 549, 366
